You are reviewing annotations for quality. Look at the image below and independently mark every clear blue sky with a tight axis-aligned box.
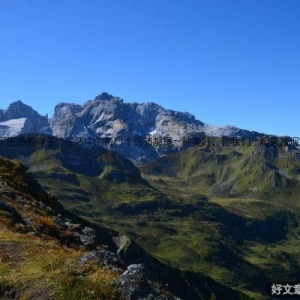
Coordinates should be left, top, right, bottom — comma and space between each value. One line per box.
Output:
0, 0, 299, 136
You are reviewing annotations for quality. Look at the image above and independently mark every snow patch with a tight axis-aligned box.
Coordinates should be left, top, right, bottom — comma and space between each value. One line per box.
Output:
0, 118, 27, 137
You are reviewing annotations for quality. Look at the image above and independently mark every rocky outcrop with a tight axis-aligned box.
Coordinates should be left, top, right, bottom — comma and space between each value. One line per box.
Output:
117, 263, 180, 300
112, 234, 241, 300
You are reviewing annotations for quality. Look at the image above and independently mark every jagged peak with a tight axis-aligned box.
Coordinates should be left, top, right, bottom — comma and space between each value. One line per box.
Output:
94, 92, 114, 101
0, 100, 41, 122
94, 92, 124, 104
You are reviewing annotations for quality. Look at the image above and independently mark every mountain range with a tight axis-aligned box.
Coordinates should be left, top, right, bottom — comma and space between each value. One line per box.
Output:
0, 92, 264, 162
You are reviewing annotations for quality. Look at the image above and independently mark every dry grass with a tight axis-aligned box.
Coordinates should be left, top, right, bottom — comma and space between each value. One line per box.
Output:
0, 224, 121, 299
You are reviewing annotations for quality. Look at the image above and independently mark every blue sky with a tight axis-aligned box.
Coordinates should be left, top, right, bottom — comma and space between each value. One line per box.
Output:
0, 0, 299, 136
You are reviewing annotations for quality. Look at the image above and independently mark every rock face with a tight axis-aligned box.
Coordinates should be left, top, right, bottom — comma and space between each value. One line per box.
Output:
0, 100, 50, 137
1, 93, 263, 162
49, 92, 262, 162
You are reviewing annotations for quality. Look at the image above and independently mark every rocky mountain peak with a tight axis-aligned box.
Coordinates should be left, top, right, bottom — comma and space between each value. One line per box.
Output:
0, 100, 38, 121
93, 92, 124, 104
0, 100, 50, 137
94, 92, 114, 101
47, 92, 264, 162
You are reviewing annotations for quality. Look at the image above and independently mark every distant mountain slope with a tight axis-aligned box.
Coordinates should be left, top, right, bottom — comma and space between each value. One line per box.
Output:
139, 139, 300, 204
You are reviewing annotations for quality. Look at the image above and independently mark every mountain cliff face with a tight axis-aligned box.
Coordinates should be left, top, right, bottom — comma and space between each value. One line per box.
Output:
0, 93, 263, 161
49, 92, 262, 162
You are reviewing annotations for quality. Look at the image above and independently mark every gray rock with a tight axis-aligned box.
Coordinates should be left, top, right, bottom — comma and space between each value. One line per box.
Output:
118, 263, 178, 300
78, 226, 96, 247
79, 249, 126, 271
64, 221, 73, 227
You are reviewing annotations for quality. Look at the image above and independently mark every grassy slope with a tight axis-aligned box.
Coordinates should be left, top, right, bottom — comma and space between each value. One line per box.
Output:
135, 142, 300, 298
0, 156, 121, 299
0, 226, 120, 300
0, 136, 160, 214
139, 141, 300, 202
